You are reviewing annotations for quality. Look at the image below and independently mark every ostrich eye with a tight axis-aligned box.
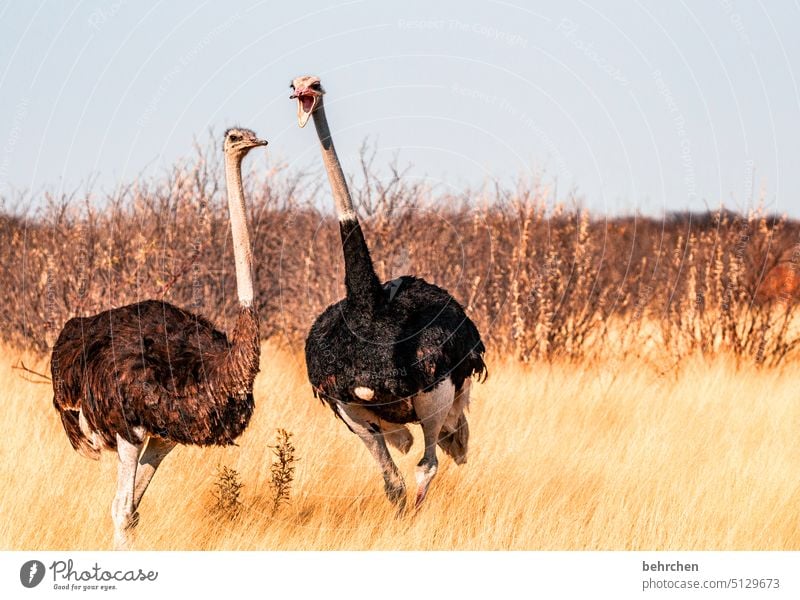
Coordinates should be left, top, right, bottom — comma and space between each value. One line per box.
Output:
310, 82, 321, 91
229, 134, 241, 142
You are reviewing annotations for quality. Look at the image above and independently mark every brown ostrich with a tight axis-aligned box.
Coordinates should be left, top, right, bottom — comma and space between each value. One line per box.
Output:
756, 261, 800, 305
51, 128, 267, 549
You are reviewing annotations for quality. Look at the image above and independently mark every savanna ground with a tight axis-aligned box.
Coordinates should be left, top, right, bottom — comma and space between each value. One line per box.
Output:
2, 143, 800, 550
2, 338, 799, 551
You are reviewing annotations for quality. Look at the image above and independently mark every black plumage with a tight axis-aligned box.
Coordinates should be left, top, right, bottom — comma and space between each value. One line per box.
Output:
293, 74, 487, 508
306, 223, 486, 421
304, 218, 487, 494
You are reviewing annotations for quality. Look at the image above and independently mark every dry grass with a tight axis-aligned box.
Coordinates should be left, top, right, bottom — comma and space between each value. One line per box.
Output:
2, 339, 799, 551
4, 141, 800, 366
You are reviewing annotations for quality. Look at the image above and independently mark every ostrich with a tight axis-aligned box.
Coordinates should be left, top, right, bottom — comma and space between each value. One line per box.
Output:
757, 261, 800, 305
291, 76, 487, 510
51, 128, 267, 549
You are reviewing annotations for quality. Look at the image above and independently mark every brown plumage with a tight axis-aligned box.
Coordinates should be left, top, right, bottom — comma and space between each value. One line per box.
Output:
52, 300, 259, 455
50, 128, 267, 549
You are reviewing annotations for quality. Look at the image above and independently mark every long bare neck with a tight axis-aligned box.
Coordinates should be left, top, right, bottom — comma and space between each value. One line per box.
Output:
311, 100, 382, 309
225, 153, 255, 307
221, 151, 260, 391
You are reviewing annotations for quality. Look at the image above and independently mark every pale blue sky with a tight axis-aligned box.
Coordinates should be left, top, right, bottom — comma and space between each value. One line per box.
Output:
1, 0, 798, 216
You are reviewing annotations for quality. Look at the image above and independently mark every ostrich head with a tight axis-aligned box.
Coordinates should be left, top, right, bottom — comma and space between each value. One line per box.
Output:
290, 75, 324, 128
223, 128, 268, 158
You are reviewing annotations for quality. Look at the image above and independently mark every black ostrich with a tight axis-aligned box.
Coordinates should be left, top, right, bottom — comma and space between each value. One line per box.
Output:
291, 76, 487, 510
51, 128, 267, 549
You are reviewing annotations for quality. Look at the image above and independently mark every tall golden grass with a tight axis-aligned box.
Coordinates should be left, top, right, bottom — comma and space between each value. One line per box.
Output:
2, 339, 799, 551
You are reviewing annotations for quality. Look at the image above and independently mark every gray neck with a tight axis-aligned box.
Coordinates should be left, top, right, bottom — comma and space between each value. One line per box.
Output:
224, 153, 254, 307
310, 97, 382, 308
312, 99, 356, 222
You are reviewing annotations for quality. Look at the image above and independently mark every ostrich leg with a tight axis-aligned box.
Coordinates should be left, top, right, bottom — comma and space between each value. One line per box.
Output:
112, 434, 142, 550
382, 421, 414, 454
132, 437, 177, 511
412, 379, 455, 508
437, 378, 471, 464
337, 403, 407, 511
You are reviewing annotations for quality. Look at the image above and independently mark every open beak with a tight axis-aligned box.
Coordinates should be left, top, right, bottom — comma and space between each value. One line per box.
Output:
291, 89, 318, 128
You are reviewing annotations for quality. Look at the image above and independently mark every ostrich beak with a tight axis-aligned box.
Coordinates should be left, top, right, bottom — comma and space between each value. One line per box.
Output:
291, 89, 318, 128
254, 138, 268, 147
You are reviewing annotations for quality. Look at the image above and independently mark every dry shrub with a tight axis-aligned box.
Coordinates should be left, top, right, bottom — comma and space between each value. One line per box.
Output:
212, 464, 243, 520
268, 428, 297, 517
2, 139, 799, 366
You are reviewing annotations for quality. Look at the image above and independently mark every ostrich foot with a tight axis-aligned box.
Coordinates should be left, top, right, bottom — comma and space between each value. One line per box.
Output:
384, 479, 407, 515
112, 510, 139, 550
393, 498, 408, 519
414, 487, 429, 509
114, 535, 132, 551
414, 463, 438, 509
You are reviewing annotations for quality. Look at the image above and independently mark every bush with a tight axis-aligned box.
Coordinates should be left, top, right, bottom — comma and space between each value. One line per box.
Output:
2, 140, 799, 365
